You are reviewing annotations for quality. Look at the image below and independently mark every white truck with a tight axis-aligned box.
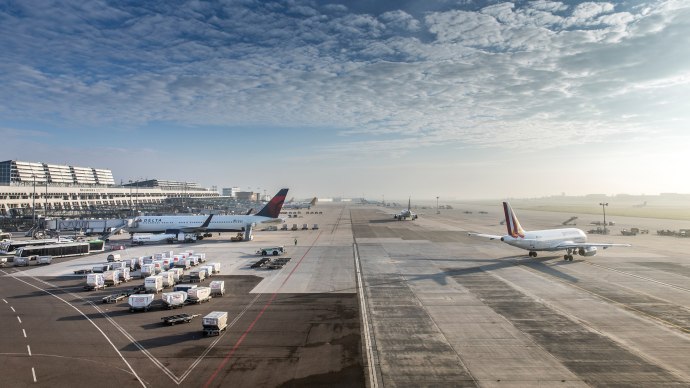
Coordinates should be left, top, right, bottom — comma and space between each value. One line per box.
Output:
187, 286, 212, 304
85, 273, 105, 290
159, 271, 175, 288
161, 291, 188, 309
144, 275, 163, 294
104, 270, 122, 286
132, 233, 176, 245
256, 246, 286, 256
210, 280, 225, 297
202, 311, 228, 336
128, 294, 155, 312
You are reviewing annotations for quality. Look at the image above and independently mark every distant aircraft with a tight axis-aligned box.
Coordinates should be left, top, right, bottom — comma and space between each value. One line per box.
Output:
469, 202, 629, 261
126, 189, 288, 234
394, 198, 418, 220
284, 197, 317, 209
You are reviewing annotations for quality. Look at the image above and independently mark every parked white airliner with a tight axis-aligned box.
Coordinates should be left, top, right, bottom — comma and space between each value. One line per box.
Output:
125, 188, 288, 234
469, 202, 630, 261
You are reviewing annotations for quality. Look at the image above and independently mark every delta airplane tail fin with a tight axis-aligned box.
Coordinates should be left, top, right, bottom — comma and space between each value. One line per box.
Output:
256, 188, 289, 218
310, 197, 317, 206
503, 202, 525, 238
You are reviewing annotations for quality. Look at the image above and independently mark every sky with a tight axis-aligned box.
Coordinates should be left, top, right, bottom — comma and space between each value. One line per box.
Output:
1, 0, 689, 201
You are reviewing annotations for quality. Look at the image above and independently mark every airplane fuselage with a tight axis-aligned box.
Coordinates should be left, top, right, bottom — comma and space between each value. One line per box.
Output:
501, 228, 587, 251
126, 214, 279, 233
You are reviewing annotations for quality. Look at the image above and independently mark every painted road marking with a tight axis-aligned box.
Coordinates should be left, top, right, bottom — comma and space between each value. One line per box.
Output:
17, 316, 22, 324
23, 329, 27, 338
2, 299, 7, 303
11, 306, 15, 312
32, 367, 37, 382
27, 345, 31, 356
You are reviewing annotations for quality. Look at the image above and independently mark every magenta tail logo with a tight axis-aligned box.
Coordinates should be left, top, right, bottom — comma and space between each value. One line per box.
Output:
256, 189, 289, 218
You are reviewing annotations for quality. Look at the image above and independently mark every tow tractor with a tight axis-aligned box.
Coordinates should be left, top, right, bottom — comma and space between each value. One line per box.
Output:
161, 313, 200, 326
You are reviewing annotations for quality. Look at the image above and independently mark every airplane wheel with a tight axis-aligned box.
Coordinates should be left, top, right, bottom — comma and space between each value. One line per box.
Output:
564, 255, 569, 260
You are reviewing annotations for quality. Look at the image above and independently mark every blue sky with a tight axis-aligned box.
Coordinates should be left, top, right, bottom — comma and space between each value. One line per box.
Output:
1, 0, 689, 200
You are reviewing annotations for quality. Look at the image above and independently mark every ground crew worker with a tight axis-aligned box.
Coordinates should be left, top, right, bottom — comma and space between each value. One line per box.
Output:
294, 238, 297, 246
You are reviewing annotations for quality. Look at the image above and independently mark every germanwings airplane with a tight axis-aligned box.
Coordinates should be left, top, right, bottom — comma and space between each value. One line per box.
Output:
125, 188, 288, 234
469, 202, 630, 261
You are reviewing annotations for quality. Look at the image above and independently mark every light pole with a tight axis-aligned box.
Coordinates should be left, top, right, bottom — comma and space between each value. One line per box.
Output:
31, 175, 36, 227
436, 196, 440, 214
128, 180, 133, 216
599, 202, 608, 234
44, 179, 48, 219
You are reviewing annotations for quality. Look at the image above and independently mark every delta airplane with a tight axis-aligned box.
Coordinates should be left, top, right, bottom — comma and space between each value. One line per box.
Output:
393, 197, 418, 220
125, 188, 288, 234
469, 202, 630, 261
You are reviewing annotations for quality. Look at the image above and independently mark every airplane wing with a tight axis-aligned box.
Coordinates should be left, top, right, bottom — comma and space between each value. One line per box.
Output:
556, 242, 631, 249
468, 232, 503, 240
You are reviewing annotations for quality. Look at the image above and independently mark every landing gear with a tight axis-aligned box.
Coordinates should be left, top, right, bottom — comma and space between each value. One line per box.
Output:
563, 254, 573, 261
528, 251, 537, 258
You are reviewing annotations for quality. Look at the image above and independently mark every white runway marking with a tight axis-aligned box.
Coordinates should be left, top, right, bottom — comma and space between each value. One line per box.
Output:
17, 316, 22, 324
23, 329, 27, 338
27, 345, 32, 356
32, 367, 37, 382
2, 299, 7, 303
11, 306, 15, 312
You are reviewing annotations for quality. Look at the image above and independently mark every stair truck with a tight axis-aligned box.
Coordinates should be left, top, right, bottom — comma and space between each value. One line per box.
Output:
202, 311, 228, 336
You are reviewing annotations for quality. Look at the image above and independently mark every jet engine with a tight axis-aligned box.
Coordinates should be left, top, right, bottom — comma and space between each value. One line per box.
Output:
578, 247, 597, 257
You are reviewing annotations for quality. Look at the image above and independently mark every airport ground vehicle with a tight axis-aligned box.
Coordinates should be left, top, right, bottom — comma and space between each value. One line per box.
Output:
104, 270, 122, 286
107, 253, 121, 262
15, 242, 90, 259
187, 286, 212, 303
129, 294, 155, 312
161, 313, 200, 325
230, 232, 244, 242
37, 255, 52, 265
256, 246, 286, 256
13, 256, 29, 266
85, 273, 105, 290
202, 311, 228, 336
174, 284, 197, 293
159, 271, 175, 288
144, 275, 163, 294
162, 291, 188, 309
140, 263, 155, 278
102, 293, 128, 304
73, 268, 92, 275
118, 267, 132, 282
210, 280, 225, 297
189, 269, 206, 282
132, 233, 176, 245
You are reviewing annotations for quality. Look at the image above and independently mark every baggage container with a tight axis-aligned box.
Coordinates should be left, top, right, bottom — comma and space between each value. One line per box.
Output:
152, 260, 164, 274
118, 267, 132, 282
161, 291, 188, 309
210, 280, 225, 297
161, 258, 172, 270
202, 311, 228, 336
37, 255, 53, 265
197, 253, 206, 262
187, 286, 212, 303
142, 256, 154, 265
144, 275, 163, 294
188, 256, 199, 266
174, 259, 190, 270
169, 267, 183, 282
128, 294, 155, 312
199, 265, 213, 278
104, 270, 122, 286
174, 284, 197, 293
189, 269, 206, 282
209, 262, 221, 274
111, 261, 126, 270
140, 263, 155, 278
159, 271, 175, 288
107, 253, 121, 262
12, 256, 29, 267
154, 253, 164, 260
85, 273, 105, 290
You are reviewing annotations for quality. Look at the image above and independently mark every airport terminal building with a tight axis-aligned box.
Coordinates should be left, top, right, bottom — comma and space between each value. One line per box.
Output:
0, 160, 218, 216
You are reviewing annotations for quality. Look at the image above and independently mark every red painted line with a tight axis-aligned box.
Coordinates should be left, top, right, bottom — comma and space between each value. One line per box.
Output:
204, 231, 323, 388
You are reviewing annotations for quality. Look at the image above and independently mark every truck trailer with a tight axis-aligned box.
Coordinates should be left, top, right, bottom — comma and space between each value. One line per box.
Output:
187, 286, 212, 304
128, 294, 155, 312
